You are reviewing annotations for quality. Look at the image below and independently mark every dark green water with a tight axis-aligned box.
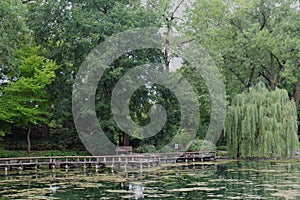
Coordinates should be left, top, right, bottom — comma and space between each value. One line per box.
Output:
0, 160, 300, 199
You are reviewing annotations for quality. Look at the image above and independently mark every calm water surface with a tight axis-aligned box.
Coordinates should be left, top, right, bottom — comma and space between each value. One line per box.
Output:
0, 160, 300, 199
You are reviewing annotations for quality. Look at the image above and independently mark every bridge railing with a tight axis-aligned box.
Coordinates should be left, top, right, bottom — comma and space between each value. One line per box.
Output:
0, 151, 216, 168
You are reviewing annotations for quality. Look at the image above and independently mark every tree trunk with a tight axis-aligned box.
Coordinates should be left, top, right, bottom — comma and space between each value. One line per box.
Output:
27, 125, 31, 154
44, 124, 49, 138
123, 132, 129, 146
293, 80, 300, 111
270, 53, 276, 90
155, 136, 158, 147
119, 133, 123, 146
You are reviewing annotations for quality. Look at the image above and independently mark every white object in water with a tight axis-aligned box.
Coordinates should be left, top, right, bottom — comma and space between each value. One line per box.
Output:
50, 185, 60, 193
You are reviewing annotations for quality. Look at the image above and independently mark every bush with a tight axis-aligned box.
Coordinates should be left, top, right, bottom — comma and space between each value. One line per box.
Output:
187, 140, 216, 152
0, 147, 27, 158
42, 150, 90, 156
217, 146, 227, 151
134, 145, 157, 153
0, 147, 90, 158
133, 146, 143, 153
143, 145, 157, 153
157, 145, 174, 153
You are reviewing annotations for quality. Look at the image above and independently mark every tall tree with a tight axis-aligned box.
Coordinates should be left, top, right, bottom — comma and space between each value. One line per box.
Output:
187, 0, 300, 109
27, 0, 162, 146
226, 82, 299, 159
146, 0, 187, 71
0, 0, 27, 83
0, 44, 58, 153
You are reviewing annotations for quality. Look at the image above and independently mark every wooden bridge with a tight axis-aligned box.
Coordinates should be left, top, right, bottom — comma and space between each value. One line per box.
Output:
0, 151, 216, 174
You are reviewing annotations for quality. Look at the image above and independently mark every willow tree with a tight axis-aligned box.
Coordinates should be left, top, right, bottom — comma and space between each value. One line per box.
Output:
226, 82, 299, 159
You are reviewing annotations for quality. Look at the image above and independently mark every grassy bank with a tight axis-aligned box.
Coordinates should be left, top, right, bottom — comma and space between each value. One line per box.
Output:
0, 147, 90, 158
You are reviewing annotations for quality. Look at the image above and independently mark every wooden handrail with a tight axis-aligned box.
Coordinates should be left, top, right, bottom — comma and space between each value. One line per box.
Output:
0, 151, 216, 163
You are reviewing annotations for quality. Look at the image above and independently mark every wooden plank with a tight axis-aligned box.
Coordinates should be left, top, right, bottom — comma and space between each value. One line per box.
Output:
0, 151, 216, 171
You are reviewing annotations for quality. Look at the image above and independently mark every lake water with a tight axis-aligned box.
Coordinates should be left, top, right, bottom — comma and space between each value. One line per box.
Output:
0, 160, 300, 199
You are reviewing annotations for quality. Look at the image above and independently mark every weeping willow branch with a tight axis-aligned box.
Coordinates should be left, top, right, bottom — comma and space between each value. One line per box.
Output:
225, 82, 299, 159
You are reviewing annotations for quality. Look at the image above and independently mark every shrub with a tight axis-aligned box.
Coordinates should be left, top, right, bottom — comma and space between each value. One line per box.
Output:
134, 145, 157, 153
157, 145, 174, 153
187, 139, 216, 152
143, 145, 157, 153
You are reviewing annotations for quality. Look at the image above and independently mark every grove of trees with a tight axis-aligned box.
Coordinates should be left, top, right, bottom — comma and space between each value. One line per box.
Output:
0, 0, 299, 157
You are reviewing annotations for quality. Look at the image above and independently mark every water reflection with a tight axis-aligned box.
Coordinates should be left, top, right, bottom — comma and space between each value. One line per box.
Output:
0, 160, 299, 199
49, 185, 59, 193
129, 183, 144, 199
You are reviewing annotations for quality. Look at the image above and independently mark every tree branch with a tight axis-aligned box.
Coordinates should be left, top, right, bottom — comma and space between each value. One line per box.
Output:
22, 0, 35, 4
179, 38, 194, 46
269, 51, 285, 86
259, 9, 266, 30
259, 65, 272, 85
171, 0, 185, 19
246, 66, 256, 88
228, 67, 246, 85
229, 18, 243, 32
92, 2, 108, 14
293, 79, 300, 110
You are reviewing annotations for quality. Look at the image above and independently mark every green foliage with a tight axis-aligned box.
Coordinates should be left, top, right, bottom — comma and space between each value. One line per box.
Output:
42, 150, 90, 157
142, 145, 157, 153
187, 139, 216, 152
179, 66, 211, 139
0, 0, 27, 79
27, 0, 163, 147
50, 128, 83, 150
187, 0, 300, 102
134, 145, 157, 153
0, 147, 89, 158
157, 145, 174, 153
225, 82, 299, 159
1, 0, 298, 155
170, 129, 197, 151
0, 147, 26, 158
0, 45, 58, 133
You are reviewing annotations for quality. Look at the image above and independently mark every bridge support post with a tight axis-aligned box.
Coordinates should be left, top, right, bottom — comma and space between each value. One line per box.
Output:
65, 164, 69, 173
96, 164, 99, 172
125, 158, 128, 173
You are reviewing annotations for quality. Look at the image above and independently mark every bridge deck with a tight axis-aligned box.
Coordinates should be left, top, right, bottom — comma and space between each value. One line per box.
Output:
0, 151, 216, 172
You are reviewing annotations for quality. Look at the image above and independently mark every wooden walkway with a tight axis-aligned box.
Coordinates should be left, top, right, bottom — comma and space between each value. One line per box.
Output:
0, 151, 216, 174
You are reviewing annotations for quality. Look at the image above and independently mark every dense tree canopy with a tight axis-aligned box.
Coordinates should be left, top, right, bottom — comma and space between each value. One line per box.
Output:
0, 0, 57, 154
0, 0, 27, 82
187, 0, 300, 109
0, 0, 299, 155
